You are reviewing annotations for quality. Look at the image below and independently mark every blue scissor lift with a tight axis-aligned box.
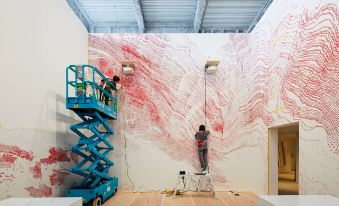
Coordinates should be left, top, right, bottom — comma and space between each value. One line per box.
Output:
65, 65, 118, 206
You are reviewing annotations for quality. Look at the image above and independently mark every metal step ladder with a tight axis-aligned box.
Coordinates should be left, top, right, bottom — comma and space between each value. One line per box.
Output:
173, 172, 216, 199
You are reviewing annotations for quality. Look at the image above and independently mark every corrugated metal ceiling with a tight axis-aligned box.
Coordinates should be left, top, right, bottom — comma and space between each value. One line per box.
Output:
68, 0, 272, 33
203, 0, 264, 28
80, 0, 137, 23
141, 0, 196, 22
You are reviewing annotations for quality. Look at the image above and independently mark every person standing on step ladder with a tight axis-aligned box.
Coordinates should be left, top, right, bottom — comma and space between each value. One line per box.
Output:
195, 125, 210, 173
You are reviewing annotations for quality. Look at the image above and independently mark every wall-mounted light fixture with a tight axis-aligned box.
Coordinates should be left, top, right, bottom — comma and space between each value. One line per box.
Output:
121, 60, 134, 75
205, 60, 220, 74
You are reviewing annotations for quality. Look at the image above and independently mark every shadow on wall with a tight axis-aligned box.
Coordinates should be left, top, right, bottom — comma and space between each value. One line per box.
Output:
32, 90, 80, 146
54, 93, 80, 146
32, 91, 82, 195
0, 91, 83, 199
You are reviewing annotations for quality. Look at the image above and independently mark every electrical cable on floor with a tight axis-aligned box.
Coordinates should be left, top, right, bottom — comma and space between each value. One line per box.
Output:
161, 189, 184, 197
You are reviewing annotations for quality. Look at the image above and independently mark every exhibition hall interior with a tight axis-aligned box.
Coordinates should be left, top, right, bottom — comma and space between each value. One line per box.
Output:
0, 0, 338, 205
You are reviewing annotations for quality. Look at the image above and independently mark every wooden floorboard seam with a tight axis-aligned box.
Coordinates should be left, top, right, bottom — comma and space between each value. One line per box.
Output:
240, 193, 256, 204
190, 195, 196, 206
218, 195, 231, 206
103, 192, 257, 206
160, 194, 165, 206
128, 193, 139, 206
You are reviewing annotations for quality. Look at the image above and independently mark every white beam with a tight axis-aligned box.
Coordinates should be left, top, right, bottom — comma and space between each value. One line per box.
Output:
132, 0, 145, 33
194, 0, 208, 33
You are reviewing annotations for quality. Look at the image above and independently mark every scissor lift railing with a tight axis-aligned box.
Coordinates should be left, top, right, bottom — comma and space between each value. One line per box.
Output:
65, 65, 118, 205
66, 64, 118, 119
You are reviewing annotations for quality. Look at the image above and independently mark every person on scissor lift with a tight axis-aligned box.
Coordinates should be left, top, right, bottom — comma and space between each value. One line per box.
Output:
100, 75, 121, 106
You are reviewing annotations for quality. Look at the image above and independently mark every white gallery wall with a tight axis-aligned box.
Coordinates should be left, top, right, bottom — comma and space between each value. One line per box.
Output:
0, 0, 88, 199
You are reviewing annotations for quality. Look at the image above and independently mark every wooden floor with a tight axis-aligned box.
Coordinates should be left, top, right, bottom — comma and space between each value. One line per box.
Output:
103, 191, 257, 206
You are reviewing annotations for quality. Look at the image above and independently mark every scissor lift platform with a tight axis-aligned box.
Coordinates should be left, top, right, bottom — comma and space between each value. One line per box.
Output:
65, 65, 118, 206
66, 97, 117, 120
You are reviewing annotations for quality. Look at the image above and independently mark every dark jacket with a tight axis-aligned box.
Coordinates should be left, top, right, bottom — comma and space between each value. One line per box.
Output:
195, 130, 210, 150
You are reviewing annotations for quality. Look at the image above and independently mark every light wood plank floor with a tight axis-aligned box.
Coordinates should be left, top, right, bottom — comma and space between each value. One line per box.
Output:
103, 191, 257, 206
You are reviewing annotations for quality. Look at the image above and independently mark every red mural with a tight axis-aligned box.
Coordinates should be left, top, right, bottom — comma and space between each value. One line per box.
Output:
40, 147, 71, 165
0, 144, 33, 168
30, 162, 42, 179
49, 169, 70, 186
0, 144, 75, 197
89, 2, 339, 190
90, 34, 216, 175
280, 4, 339, 154
25, 184, 52, 197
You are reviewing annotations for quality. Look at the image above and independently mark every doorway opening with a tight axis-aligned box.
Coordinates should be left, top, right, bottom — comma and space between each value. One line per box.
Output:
268, 122, 299, 195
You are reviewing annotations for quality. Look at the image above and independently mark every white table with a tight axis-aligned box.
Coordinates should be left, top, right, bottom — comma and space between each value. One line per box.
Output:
258, 195, 339, 206
173, 173, 216, 198
0, 198, 82, 206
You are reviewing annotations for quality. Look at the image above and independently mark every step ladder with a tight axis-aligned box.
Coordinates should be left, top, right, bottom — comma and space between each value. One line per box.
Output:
173, 172, 216, 199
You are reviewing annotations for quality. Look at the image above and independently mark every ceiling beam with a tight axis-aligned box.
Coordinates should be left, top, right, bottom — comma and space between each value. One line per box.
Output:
132, 0, 145, 33
90, 22, 194, 33
145, 22, 194, 33
247, 0, 273, 33
201, 27, 245, 33
193, 0, 208, 33
66, 0, 91, 32
90, 22, 248, 33
91, 22, 139, 33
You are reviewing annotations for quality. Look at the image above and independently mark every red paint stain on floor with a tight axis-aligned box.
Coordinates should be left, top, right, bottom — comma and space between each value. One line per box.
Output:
25, 184, 52, 197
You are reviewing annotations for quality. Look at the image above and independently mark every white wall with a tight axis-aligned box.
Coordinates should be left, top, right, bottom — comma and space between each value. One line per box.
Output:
0, 0, 88, 199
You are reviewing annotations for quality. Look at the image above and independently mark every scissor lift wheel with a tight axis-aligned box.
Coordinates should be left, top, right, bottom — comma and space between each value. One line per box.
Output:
92, 197, 102, 206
